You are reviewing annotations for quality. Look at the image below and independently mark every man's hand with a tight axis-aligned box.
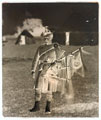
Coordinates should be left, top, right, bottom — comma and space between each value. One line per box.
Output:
32, 73, 35, 79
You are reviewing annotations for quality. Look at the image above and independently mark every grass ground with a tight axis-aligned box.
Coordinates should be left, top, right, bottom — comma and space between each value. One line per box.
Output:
2, 41, 99, 117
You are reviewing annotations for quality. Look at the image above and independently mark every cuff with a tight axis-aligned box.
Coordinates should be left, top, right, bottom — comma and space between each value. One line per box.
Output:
31, 70, 35, 73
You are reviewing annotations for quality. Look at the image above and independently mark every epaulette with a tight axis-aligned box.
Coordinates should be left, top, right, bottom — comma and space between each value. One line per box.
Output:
53, 43, 59, 48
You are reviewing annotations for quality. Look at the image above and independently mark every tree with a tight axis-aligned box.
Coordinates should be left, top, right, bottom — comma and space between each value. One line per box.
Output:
15, 18, 45, 37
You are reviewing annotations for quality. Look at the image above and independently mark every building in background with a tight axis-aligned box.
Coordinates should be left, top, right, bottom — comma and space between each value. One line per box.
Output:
15, 30, 36, 45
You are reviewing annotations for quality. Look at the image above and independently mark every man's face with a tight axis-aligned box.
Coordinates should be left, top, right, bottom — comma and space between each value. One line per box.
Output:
44, 37, 52, 45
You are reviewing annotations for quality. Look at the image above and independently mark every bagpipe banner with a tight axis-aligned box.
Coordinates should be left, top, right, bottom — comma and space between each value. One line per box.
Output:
71, 48, 85, 77
57, 47, 85, 80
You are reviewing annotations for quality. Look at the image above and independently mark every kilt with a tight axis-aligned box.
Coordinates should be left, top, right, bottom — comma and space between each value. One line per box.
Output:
36, 59, 70, 94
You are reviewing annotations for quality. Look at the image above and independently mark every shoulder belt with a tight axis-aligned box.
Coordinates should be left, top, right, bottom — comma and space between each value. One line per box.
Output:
39, 46, 55, 58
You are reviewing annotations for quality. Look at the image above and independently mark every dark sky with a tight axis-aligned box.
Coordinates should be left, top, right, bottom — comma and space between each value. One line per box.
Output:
2, 3, 98, 35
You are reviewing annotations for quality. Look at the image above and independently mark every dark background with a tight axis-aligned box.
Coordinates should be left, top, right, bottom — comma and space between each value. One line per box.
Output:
2, 3, 98, 45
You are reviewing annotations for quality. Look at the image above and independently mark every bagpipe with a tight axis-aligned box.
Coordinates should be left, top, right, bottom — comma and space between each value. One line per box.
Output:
33, 46, 91, 98
34, 46, 91, 80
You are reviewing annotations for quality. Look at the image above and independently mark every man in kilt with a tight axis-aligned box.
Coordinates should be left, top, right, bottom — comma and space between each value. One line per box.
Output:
29, 27, 69, 113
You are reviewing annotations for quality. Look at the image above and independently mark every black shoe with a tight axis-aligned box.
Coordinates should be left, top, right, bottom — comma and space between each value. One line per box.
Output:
45, 101, 51, 114
29, 101, 40, 112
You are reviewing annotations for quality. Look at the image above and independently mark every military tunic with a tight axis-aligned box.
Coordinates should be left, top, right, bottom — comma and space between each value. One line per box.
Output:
31, 43, 66, 101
